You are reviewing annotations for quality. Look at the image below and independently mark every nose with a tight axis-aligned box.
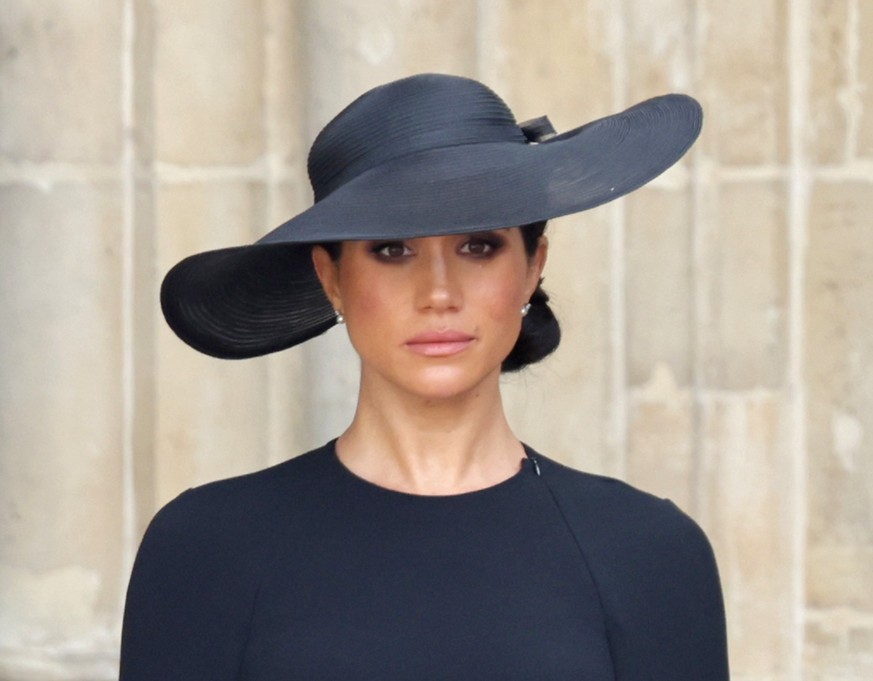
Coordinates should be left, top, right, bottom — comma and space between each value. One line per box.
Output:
414, 242, 461, 312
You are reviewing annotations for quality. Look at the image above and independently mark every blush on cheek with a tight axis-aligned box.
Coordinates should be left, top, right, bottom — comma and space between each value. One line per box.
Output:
480, 282, 527, 321
347, 287, 390, 316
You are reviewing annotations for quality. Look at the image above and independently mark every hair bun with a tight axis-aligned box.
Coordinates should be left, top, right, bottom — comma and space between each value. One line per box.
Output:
502, 282, 561, 372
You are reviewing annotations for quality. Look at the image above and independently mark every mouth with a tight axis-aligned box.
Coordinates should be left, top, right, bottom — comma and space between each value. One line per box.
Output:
404, 330, 476, 357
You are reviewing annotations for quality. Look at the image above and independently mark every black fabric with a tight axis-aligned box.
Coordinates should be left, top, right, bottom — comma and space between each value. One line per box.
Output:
120, 441, 729, 680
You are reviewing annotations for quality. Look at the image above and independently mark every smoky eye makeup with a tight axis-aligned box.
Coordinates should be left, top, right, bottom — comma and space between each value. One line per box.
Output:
369, 241, 413, 260
459, 231, 507, 257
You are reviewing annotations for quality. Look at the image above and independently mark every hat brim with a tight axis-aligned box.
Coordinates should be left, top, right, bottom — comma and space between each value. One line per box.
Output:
161, 93, 702, 358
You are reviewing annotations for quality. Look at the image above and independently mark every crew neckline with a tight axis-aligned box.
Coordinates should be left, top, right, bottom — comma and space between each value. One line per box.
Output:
325, 439, 538, 500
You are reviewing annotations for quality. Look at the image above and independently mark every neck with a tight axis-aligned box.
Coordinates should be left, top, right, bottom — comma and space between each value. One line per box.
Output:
335, 369, 525, 495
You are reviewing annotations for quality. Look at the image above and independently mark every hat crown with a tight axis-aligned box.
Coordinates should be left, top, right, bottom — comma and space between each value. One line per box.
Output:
307, 74, 525, 202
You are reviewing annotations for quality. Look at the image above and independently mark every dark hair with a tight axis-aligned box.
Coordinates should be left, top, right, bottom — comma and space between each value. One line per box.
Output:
316, 220, 560, 372
501, 221, 560, 372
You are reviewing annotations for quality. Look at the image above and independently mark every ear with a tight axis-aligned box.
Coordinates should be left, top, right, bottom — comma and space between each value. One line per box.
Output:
525, 235, 548, 299
311, 245, 343, 311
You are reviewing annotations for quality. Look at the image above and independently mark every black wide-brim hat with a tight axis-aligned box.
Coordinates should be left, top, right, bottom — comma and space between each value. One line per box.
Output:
162, 73, 703, 359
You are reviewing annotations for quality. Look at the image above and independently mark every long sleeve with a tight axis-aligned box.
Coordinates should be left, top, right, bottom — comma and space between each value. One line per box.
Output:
539, 457, 730, 681
601, 499, 729, 681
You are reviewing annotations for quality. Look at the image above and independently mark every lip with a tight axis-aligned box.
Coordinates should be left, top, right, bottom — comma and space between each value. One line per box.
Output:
404, 330, 476, 357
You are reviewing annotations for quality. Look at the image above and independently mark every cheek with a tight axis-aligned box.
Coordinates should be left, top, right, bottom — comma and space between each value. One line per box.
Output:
476, 274, 528, 323
340, 278, 405, 348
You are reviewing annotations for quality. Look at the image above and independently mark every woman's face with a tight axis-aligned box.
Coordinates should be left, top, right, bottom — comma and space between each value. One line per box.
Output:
312, 228, 547, 401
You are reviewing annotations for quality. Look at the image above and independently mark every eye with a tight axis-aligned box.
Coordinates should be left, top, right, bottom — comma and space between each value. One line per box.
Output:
459, 234, 503, 257
371, 241, 413, 260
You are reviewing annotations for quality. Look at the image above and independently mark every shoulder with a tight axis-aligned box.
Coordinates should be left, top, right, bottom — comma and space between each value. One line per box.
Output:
533, 451, 710, 557
145, 441, 335, 538
132, 441, 337, 584
121, 443, 337, 679
531, 451, 729, 680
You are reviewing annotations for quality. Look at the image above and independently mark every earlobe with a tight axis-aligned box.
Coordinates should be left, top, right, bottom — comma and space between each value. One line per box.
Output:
311, 246, 342, 310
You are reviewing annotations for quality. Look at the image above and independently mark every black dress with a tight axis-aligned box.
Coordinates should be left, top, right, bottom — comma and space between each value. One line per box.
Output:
120, 441, 729, 680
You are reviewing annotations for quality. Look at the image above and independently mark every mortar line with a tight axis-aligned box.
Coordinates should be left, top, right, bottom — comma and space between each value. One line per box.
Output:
846, 0, 861, 160
788, 1, 812, 678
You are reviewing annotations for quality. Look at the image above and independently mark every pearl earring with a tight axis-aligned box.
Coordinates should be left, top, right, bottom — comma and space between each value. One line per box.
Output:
335, 310, 345, 324
520, 303, 531, 317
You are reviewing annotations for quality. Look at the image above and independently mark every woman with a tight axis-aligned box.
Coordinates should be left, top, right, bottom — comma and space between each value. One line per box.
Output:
121, 74, 729, 680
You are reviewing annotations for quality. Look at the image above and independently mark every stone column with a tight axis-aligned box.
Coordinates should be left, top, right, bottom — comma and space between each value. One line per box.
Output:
805, 2, 873, 677
0, 1, 127, 677
693, 1, 798, 677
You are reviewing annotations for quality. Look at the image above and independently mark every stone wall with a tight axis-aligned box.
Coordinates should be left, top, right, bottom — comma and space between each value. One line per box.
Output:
1, 1, 870, 679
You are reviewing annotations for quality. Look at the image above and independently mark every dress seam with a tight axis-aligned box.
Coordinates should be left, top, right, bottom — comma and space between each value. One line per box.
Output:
535, 471, 619, 681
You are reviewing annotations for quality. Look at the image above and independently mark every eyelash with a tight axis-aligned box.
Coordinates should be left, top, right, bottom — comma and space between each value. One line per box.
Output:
460, 236, 503, 257
369, 234, 505, 261
371, 242, 413, 259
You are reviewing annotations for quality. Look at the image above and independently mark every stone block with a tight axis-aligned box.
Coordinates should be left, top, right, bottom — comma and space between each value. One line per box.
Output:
157, 180, 268, 259
626, 187, 693, 387
302, 0, 478, 136
154, 182, 273, 505
698, 181, 788, 390
809, 0, 851, 164
132, 0, 157, 164
300, 328, 360, 446
624, 0, 694, 96
697, 0, 788, 165
860, 0, 873, 159
0, 0, 122, 162
697, 394, 795, 678
0, 183, 124, 645
264, 0, 308, 168
805, 181, 873, 611
503, 212, 618, 477
806, 617, 873, 681
477, 0, 613, 132
627, 364, 693, 511
154, 339, 271, 506
154, 0, 265, 164
807, 545, 873, 612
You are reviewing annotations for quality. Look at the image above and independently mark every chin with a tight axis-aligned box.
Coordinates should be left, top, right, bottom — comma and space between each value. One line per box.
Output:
402, 364, 501, 402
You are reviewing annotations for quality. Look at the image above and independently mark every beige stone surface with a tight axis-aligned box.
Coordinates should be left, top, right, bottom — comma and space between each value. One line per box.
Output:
0, 0, 123, 163
302, 0, 478, 135
698, 394, 795, 678
154, 0, 266, 164
264, 0, 308, 168
0, 183, 124, 661
478, 0, 613, 130
698, 181, 789, 390
698, 0, 788, 165
626, 187, 694, 387
860, 0, 873, 159
627, 365, 694, 511
809, 0, 851, 164
625, 0, 694, 97
806, 616, 873, 681
805, 181, 873, 614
